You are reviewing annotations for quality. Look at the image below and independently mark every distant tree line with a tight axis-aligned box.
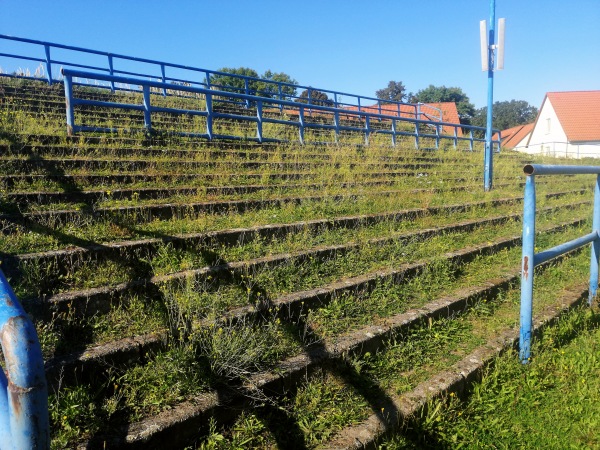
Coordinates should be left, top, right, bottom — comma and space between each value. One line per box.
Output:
210, 67, 298, 100
375, 80, 538, 129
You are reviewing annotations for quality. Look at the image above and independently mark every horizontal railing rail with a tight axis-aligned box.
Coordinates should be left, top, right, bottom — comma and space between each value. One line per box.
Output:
61, 68, 498, 149
0, 269, 49, 449
520, 164, 600, 362
0, 34, 441, 123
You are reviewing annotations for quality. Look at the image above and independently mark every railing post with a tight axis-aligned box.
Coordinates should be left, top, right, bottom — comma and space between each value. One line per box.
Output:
334, 110, 340, 144
590, 174, 600, 304
43, 44, 52, 85
299, 106, 305, 145
520, 174, 536, 363
256, 100, 263, 143
108, 55, 115, 93
63, 74, 75, 136
453, 127, 458, 149
435, 125, 440, 149
0, 269, 50, 449
391, 119, 397, 147
364, 115, 370, 146
244, 78, 250, 108
205, 92, 213, 140
469, 129, 474, 152
160, 64, 167, 97
414, 121, 420, 149
142, 85, 152, 133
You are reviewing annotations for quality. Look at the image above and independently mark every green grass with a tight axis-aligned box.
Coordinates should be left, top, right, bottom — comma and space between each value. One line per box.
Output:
4, 77, 600, 449
382, 306, 600, 450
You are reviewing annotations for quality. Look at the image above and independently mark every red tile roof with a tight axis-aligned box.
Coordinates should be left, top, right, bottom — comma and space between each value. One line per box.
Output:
343, 102, 463, 136
494, 123, 534, 149
546, 91, 600, 142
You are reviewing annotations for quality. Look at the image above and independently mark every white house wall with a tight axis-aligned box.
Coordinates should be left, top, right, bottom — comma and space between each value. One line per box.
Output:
518, 98, 600, 158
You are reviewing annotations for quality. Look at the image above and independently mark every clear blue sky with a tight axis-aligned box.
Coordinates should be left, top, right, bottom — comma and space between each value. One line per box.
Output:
1, 0, 599, 109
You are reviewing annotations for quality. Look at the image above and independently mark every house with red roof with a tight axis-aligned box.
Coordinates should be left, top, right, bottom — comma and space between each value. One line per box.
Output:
343, 102, 463, 136
520, 91, 600, 158
494, 123, 534, 150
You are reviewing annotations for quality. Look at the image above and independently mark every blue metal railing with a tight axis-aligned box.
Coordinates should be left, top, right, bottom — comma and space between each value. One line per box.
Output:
62, 68, 497, 149
0, 269, 49, 449
0, 34, 443, 123
519, 164, 600, 363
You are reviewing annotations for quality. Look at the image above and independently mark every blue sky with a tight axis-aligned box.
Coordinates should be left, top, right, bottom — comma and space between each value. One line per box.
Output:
1, 0, 599, 109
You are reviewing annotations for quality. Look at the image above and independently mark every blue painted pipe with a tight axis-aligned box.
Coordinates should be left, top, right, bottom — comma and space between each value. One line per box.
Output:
520, 175, 536, 363
0, 269, 49, 449
520, 165, 600, 362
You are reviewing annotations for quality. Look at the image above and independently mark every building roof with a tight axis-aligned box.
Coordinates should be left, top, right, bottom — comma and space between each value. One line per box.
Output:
545, 91, 600, 142
494, 123, 534, 149
343, 102, 463, 136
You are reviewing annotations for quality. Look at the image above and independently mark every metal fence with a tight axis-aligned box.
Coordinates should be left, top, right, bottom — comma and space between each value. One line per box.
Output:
62, 68, 496, 149
519, 164, 600, 362
0, 269, 49, 449
0, 33, 444, 123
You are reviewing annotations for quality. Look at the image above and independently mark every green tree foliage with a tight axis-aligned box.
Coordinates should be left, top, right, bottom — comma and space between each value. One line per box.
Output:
211, 67, 260, 94
471, 100, 539, 131
375, 81, 407, 102
210, 67, 298, 100
258, 70, 298, 99
412, 85, 475, 125
295, 89, 333, 107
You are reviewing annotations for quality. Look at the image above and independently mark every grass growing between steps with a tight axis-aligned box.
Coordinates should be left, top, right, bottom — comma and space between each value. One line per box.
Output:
190, 247, 593, 449
381, 304, 600, 450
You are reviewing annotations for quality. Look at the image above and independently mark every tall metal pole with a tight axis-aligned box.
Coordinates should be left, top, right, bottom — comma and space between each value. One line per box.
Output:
484, 0, 496, 191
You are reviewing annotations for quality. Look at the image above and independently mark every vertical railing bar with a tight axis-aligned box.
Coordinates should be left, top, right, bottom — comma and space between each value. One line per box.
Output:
43, 44, 52, 85
107, 55, 115, 92
64, 74, 75, 136
590, 174, 600, 304
519, 174, 536, 363
299, 105, 305, 145
469, 129, 474, 152
256, 100, 263, 143
206, 91, 213, 140
142, 85, 152, 133
161, 64, 167, 96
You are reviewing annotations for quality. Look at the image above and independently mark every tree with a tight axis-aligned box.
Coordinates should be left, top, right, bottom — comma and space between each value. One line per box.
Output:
258, 70, 298, 100
471, 100, 538, 131
412, 85, 475, 125
295, 89, 333, 107
210, 67, 261, 94
376, 81, 407, 102
210, 67, 298, 100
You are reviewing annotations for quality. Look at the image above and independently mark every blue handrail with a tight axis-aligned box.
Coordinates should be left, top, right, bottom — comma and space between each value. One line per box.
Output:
519, 164, 600, 363
0, 269, 49, 449
61, 68, 497, 150
0, 33, 442, 123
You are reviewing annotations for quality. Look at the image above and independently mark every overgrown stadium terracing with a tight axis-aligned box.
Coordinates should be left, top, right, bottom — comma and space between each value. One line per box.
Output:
0, 76, 597, 448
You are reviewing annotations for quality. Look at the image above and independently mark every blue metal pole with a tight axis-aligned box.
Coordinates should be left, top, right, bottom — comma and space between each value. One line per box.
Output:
299, 106, 305, 145
256, 100, 263, 143
205, 92, 213, 140
142, 85, 152, 133
520, 174, 536, 363
63, 74, 75, 136
108, 55, 115, 93
484, 0, 496, 191
0, 269, 49, 449
160, 64, 167, 97
590, 174, 600, 304
43, 45, 52, 85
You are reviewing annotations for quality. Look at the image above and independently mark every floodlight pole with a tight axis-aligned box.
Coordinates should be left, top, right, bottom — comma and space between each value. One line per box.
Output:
483, 0, 496, 192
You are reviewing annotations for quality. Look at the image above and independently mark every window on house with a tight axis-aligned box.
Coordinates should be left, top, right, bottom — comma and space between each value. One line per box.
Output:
546, 118, 551, 134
